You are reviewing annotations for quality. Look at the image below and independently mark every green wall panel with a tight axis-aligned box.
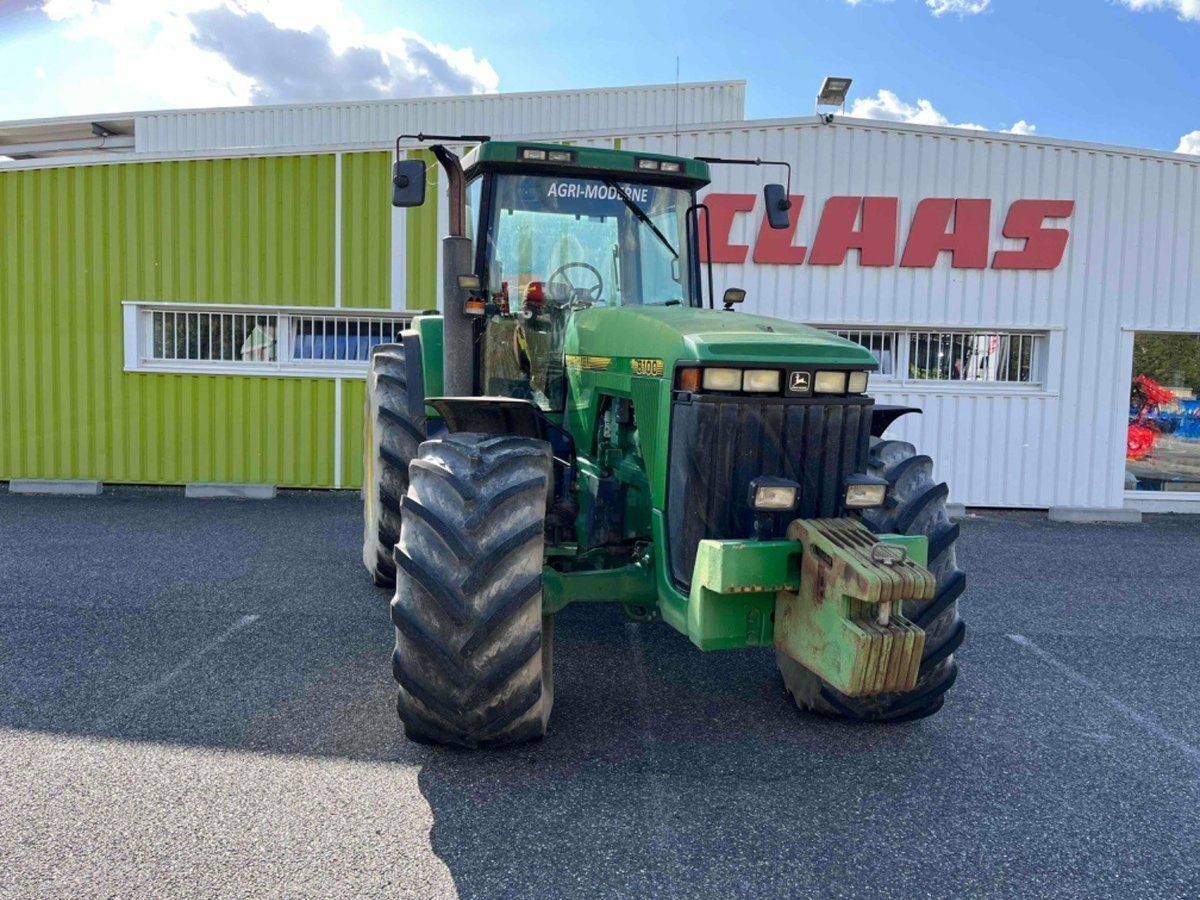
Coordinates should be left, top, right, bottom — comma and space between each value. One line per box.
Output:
0, 154, 340, 487
341, 377, 367, 490
340, 151, 391, 309
405, 148, 439, 310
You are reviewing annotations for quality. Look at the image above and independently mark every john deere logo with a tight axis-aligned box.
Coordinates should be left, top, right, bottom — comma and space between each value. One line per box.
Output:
631, 358, 664, 378
788, 371, 812, 394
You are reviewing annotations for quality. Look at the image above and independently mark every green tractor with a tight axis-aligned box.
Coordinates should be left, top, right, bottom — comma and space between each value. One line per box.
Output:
363, 135, 965, 748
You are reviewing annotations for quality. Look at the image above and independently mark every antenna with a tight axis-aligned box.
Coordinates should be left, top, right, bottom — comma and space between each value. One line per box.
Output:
674, 56, 680, 156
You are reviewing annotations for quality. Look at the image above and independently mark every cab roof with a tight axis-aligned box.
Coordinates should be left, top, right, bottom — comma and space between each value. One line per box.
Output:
461, 140, 710, 187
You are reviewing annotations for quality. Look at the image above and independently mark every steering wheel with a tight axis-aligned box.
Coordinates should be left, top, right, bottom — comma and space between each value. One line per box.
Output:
546, 262, 603, 307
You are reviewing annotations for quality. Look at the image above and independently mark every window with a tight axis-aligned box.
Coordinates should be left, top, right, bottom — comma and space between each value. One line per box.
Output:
124, 303, 414, 376
1126, 332, 1200, 494
484, 174, 694, 309
828, 327, 1048, 387
477, 173, 695, 413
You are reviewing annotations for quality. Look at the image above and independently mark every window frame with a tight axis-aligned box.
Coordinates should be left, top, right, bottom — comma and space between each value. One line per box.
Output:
122, 301, 416, 378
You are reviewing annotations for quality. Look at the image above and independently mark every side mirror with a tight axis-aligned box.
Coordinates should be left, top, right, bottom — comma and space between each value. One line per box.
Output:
392, 159, 427, 207
722, 287, 746, 310
763, 183, 791, 230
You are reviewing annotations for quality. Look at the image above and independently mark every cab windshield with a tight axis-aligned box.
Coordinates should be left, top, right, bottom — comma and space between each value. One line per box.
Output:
481, 174, 695, 309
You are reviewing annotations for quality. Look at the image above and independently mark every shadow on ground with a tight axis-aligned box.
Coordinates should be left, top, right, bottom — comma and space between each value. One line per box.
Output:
3, 489, 1200, 896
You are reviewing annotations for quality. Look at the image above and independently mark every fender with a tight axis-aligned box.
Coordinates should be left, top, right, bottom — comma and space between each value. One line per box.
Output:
400, 331, 428, 428
425, 395, 578, 469
871, 405, 921, 437
427, 396, 578, 530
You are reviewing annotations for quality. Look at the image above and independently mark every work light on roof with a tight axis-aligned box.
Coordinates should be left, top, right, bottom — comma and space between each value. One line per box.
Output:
520, 146, 575, 163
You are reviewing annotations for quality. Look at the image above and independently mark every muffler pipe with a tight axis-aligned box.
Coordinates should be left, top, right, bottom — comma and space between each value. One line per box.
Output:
430, 144, 474, 397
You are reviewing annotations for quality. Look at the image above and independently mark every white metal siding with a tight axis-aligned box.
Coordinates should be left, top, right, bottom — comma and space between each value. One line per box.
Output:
135, 82, 745, 153
613, 119, 1200, 511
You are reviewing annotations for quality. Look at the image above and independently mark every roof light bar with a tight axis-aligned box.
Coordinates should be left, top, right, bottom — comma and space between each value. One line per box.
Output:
519, 146, 576, 163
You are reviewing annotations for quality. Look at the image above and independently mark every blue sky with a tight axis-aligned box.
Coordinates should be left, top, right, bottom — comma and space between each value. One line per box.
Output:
1, 0, 1197, 155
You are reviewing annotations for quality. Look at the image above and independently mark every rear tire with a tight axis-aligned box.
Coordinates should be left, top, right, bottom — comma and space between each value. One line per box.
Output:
363, 343, 425, 589
392, 433, 555, 749
778, 437, 966, 722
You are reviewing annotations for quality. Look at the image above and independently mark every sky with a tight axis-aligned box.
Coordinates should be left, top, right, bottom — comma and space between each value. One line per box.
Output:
0, 0, 1197, 156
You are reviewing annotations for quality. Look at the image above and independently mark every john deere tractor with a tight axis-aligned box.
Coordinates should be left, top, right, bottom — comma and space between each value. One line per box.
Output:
363, 135, 965, 748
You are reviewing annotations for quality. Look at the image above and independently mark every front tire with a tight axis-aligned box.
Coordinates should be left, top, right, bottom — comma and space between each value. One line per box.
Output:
391, 433, 555, 749
778, 437, 967, 722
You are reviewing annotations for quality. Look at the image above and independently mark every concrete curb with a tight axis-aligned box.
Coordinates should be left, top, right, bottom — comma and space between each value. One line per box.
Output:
185, 483, 277, 500
8, 479, 103, 496
1049, 506, 1143, 524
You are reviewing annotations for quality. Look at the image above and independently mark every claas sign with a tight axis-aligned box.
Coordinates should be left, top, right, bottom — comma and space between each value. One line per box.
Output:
701, 195, 1075, 271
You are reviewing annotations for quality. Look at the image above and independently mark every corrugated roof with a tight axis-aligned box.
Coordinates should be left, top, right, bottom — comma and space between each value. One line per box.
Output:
0, 81, 746, 161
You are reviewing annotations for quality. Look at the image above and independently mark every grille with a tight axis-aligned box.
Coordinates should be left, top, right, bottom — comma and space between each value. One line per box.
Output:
665, 395, 873, 588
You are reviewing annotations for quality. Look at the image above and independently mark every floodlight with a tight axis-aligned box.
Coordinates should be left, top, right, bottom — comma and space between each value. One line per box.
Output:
816, 76, 853, 114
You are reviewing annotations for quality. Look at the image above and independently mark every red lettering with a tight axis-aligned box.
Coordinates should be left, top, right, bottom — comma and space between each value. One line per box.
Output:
808, 196, 898, 267
900, 199, 991, 269
752, 194, 807, 265
699, 193, 757, 264
696, 193, 1073, 270
991, 199, 1075, 270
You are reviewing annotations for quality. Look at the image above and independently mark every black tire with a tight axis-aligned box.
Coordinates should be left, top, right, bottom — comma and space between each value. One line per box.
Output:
363, 342, 425, 589
778, 437, 966, 722
391, 432, 555, 749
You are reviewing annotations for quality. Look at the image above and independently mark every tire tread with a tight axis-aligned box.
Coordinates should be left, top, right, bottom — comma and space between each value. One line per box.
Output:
392, 433, 554, 749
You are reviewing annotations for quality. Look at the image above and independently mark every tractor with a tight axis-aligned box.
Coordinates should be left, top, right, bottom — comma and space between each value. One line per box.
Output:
362, 135, 966, 748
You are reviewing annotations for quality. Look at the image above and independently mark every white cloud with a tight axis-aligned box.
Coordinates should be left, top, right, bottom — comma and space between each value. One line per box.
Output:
926, 0, 991, 15
848, 89, 987, 130
847, 89, 1036, 136
1114, 0, 1200, 21
38, 0, 498, 110
1177, 131, 1200, 154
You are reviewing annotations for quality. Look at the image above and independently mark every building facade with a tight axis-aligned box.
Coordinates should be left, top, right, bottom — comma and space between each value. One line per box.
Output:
2, 81, 1198, 517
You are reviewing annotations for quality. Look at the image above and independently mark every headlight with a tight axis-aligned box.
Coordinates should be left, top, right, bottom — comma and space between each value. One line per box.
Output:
814, 371, 848, 394
675, 366, 792, 395
749, 477, 801, 512
847, 371, 869, 393
702, 368, 742, 391
742, 369, 781, 393
844, 476, 888, 509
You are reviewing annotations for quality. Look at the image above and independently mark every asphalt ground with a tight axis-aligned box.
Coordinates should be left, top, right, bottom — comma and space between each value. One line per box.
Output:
1, 489, 1198, 899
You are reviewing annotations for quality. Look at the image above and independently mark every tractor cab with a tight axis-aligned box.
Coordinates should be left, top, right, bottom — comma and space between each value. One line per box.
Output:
395, 140, 718, 413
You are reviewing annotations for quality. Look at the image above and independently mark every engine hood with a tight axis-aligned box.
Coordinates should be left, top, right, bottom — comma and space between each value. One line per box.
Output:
566, 305, 878, 368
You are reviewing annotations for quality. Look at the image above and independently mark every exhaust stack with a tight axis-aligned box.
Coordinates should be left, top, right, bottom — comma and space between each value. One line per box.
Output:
429, 144, 475, 398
